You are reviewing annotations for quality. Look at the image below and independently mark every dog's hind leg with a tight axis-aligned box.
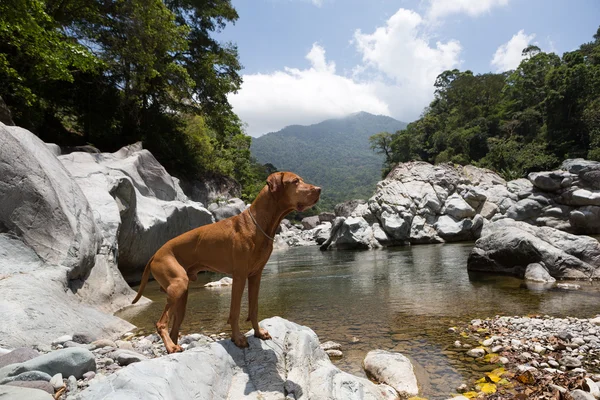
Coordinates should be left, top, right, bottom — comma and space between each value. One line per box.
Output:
169, 287, 188, 345
152, 257, 189, 354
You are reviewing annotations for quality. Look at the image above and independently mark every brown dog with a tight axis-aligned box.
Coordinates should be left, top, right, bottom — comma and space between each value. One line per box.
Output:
132, 172, 321, 353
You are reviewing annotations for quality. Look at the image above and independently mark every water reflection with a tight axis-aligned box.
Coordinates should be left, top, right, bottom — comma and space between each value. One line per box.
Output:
120, 243, 600, 399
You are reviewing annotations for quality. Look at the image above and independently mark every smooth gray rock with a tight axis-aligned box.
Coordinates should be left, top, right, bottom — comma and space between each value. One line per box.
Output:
79, 317, 390, 400
328, 217, 379, 250
0, 385, 54, 400
110, 349, 148, 366
443, 193, 476, 219
524, 263, 556, 283
0, 348, 95, 382
435, 215, 473, 242
59, 146, 214, 282
209, 198, 246, 222
318, 212, 336, 223
561, 159, 600, 175
528, 171, 564, 192
0, 370, 52, 384
363, 350, 419, 398
0, 124, 97, 279
570, 389, 595, 400
334, 199, 366, 217
468, 219, 600, 279
4, 380, 54, 394
301, 216, 320, 230
0, 348, 39, 369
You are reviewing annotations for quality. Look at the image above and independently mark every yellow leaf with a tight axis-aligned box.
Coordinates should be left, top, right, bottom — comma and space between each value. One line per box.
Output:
407, 397, 428, 400
485, 373, 501, 383
498, 378, 512, 387
476, 377, 486, 384
491, 367, 506, 376
460, 332, 469, 338
479, 383, 497, 394
483, 353, 499, 362
477, 328, 488, 333
462, 392, 479, 399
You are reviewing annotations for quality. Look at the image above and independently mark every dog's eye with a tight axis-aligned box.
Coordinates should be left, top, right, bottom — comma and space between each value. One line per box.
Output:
293, 179, 300, 185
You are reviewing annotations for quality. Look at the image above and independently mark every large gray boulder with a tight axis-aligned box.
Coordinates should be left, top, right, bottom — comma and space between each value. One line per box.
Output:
79, 317, 396, 400
59, 145, 214, 281
325, 217, 380, 250
0, 385, 53, 400
468, 219, 600, 279
0, 123, 135, 348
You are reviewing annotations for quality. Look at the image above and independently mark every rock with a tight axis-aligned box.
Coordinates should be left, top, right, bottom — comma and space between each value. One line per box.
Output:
301, 216, 320, 230
363, 350, 419, 398
0, 124, 136, 349
443, 193, 476, 219
52, 335, 73, 346
204, 277, 233, 287
0, 124, 97, 279
0, 370, 53, 384
59, 145, 214, 282
468, 219, 600, 279
114, 341, 133, 351
0, 385, 54, 399
585, 378, 600, 399
334, 199, 366, 217
528, 171, 564, 192
325, 350, 343, 358
482, 338, 494, 347
50, 373, 64, 390
557, 283, 581, 290
410, 215, 442, 244
79, 317, 387, 400
111, 349, 148, 366
435, 215, 474, 242
466, 348, 486, 358
560, 356, 582, 368
89, 339, 116, 350
561, 159, 600, 174
67, 375, 77, 394
479, 200, 500, 219
320, 341, 342, 351
83, 371, 96, 381
208, 198, 246, 222
318, 212, 335, 224
4, 380, 54, 394
327, 217, 379, 250
524, 263, 556, 283
0, 348, 39, 369
505, 198, 544, 221
179, 175, 241, 206
570, 389, 596, 400
0, 348, 96, 382
72, 333, 97, 345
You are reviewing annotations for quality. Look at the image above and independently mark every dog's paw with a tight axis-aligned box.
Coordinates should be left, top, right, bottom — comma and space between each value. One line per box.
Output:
232, 333, 249, 348
254, 328, 272, 341
166, 344, 184, 354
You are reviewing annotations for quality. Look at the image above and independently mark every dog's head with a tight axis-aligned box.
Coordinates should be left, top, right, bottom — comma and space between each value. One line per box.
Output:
266, 172, 321, 212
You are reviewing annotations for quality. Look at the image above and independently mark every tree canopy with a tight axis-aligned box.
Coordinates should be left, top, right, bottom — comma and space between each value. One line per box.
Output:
0, 0, 268, 201
372, 27, 600, 179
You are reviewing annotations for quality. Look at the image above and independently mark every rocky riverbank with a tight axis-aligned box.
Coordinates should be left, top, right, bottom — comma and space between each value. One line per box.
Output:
448, 315, 600, 399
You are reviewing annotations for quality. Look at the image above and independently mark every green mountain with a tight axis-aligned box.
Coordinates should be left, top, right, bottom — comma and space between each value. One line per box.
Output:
250, 112, 408, 210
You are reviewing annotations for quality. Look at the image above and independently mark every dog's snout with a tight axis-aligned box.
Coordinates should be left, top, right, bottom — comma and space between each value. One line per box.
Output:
314, 186, 321, 194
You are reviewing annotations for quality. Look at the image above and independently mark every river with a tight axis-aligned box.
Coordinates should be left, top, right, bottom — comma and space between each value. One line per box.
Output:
120, 243, 600, 399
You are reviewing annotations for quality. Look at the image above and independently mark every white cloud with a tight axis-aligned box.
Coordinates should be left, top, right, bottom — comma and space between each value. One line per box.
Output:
230, 8, 463, 137
427, 0, 510, 20
229, 44, 390, 136
311, 0, 323, 7
491, 30, 536, 72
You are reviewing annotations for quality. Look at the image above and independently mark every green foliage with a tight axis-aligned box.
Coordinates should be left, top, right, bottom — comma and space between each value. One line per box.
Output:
251, 112, 407, 210
1, 0, 266, 200
382, 27, 600, 180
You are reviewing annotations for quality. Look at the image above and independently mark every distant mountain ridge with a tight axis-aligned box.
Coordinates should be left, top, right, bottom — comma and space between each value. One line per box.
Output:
250, 112, 408, 210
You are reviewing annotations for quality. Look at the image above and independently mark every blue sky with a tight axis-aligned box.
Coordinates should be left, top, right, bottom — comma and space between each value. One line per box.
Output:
217, 0, 600, 136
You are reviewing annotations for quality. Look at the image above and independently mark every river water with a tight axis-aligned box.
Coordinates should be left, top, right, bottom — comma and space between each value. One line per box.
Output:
120, 243, 600, 399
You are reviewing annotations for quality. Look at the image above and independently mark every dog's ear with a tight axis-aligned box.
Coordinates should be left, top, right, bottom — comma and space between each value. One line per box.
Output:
267, 172, 284, 193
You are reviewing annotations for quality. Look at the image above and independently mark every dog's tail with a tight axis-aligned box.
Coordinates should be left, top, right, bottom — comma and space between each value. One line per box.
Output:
132, 256, 153, 304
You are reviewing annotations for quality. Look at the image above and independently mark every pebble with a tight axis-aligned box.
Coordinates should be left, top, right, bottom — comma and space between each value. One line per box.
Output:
561, 356, 583, 368
50, 373, 63, 390
482, 338, 494, 347
320, 341, 342, 351
83, 371, 95, 381
325, 349, 343, 358
466, 348, 485, 358
51, 335, 73, 346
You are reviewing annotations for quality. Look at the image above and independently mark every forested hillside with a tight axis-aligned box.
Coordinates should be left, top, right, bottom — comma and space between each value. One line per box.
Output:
0, 0, 270, 201
373, 28, 600, 179
251, 112, 407, 210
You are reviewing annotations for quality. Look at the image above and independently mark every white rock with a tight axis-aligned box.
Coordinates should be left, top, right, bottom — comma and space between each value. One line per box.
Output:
50, 373, 64, 390
466, 348, 485, 358
204, 277, 233, 288
363, 350, 419, 398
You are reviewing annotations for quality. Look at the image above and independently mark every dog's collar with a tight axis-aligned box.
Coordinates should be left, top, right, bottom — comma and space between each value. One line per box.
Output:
247, 209, 274, 241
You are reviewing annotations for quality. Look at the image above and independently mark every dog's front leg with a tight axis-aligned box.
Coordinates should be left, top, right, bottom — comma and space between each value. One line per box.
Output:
247, 271, 271, 341
228, 274, 249, 348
